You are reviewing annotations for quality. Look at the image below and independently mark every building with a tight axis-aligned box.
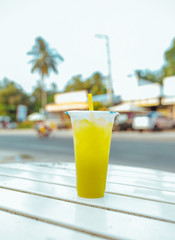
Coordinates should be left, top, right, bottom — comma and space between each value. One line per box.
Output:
161, 76, 175, 118
45, 90, 89, 127
126, 76, 175, 118
93, 94, 121, 105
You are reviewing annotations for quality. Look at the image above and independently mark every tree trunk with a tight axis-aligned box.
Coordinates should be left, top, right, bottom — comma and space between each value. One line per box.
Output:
159, 84, 164, 106
41, 77, 47, 112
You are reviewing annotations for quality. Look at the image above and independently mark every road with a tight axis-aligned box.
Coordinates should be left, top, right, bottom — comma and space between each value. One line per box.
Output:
0, 130, 175, 172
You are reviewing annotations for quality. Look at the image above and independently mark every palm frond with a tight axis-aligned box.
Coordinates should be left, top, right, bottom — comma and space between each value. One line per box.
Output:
27, 36, 64, 78
50, 51, 64, 61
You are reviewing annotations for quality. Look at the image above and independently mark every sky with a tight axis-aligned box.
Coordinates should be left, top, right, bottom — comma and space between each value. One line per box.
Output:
0, 0, 175, 100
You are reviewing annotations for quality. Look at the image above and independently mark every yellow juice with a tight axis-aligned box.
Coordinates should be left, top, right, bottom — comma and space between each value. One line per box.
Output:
72, 118, 113, 198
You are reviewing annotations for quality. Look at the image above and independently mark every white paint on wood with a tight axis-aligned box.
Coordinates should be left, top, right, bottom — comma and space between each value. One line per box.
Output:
0, 175, 175, 223
0, 210, 101, 240
1, 164, 175, 192
1, 166, 175, 205
0, 188, 175, 240
31, 162, 175, 178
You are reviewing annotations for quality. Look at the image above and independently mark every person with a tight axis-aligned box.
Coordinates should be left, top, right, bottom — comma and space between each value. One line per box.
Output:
36, 121, 52, 137
2, 120, 8, 128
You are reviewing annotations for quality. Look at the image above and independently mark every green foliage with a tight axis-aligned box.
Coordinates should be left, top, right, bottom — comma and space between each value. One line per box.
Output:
93, 101, 108, 110
135, 38, 175, 85
47, 82, 58, 104
17, 121, 35, 129
29, 81, 42, 112
64, 72, 106, 95
27, 37, 64, 109
0, 77, 60, 121
164, 39, 175, 77
0, 71, 106, 122
28, 37, 64, 78
0, 78, 30, 120
135, 69, 164, 85
65, 75, 84, 92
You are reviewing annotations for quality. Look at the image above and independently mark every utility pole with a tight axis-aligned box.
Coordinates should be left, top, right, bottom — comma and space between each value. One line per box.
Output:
95, 34, 113, 104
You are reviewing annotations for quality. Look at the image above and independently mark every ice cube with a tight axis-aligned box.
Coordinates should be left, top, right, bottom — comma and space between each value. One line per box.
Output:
95, 117, 108, 127
73, 120, 80, 128
79, 119, 91, 128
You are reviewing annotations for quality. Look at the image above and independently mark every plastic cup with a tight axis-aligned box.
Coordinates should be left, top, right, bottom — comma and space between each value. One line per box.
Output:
66, 110, 119, 198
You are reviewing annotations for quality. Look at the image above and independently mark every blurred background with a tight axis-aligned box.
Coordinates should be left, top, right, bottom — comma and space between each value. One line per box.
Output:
0, 0, 175, 172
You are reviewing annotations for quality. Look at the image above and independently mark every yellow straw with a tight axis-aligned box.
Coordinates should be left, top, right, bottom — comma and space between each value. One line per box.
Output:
88, 93, 94, 111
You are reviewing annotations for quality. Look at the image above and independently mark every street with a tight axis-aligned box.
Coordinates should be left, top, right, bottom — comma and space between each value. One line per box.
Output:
0, 129, 175, 173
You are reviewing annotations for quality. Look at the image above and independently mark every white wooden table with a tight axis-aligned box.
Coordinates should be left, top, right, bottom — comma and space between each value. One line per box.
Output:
0, 162, 175, 240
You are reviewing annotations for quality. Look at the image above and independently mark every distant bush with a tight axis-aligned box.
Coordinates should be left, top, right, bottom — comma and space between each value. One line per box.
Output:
17, 121, 35, 129
93, 101, 108, 111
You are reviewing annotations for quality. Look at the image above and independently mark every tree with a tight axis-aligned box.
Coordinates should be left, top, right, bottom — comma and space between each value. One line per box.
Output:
64, 75, 85, 92
164, 39, 175, 77
135, 69, 164, 85
0, 78, 29, 120
27, 37, 64, 111
50, 82, 58, 93
47, 82, 58, 104
135, 38, 175, 86
64, 72, 106, 95
29, 80, 42, 113
90, 72, 107, 95
29, 81, 59, 112
134, 38, 175, 106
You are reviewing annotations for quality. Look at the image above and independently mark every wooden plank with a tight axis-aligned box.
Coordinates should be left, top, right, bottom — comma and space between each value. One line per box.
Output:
1, 163, 75, 177
110, 164, 175, 177
4, 162, 175, 183
34, 162, 175, 183
108, 175, 175, 192
32, 161, 175, 178
1, 164, 175, 192
0, 188, 175, 240
107, 181, 175, 204
0, 210, 102, 240
108, 169, 175, 183
0, 165, 76, 185
28, 162, 175, 177
1, 166, 175, 205
1, 175, 175, 223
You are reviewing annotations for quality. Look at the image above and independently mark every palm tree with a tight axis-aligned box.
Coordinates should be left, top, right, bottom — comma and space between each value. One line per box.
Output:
135, 38, 175, 106
27, 37, 64, 111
